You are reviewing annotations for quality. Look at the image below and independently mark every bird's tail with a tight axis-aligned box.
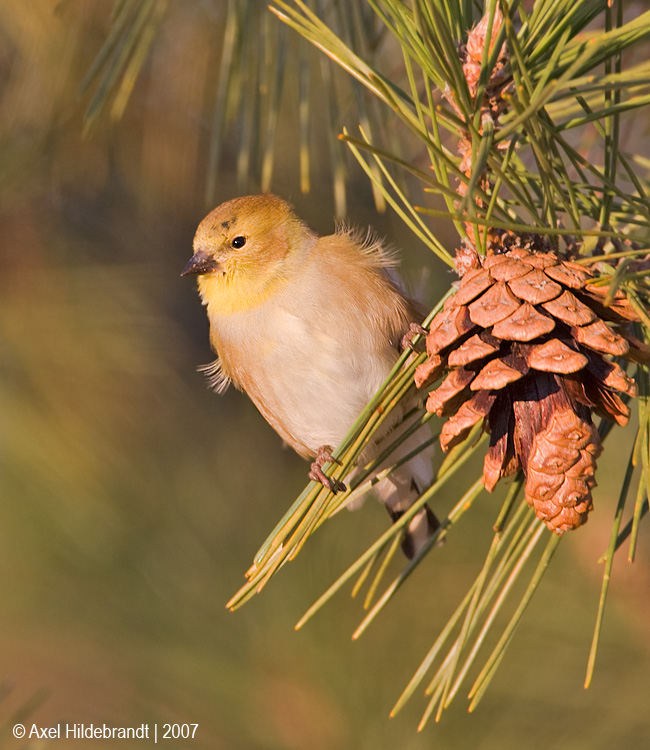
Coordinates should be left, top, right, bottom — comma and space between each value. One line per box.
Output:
350, 418, 439, 559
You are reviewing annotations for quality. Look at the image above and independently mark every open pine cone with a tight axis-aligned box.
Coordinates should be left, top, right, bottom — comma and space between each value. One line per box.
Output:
416, 242, 648, 533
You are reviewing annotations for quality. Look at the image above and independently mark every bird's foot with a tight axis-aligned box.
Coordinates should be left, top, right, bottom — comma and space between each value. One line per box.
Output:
309, 446, 347, 494
401, 322, 428, 352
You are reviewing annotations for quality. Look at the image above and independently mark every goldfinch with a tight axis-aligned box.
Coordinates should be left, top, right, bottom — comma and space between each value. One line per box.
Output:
182, 194, 437, 557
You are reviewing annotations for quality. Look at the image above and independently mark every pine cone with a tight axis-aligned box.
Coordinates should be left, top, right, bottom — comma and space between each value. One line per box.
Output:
416, 244, 648, 533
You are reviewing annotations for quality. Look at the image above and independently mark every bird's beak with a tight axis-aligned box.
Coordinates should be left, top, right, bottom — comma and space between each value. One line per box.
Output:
180, 249, 223, 277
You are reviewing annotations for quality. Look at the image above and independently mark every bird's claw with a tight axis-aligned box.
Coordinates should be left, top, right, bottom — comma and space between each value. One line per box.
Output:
309, 446, 346, 494
401, 322, 428, 352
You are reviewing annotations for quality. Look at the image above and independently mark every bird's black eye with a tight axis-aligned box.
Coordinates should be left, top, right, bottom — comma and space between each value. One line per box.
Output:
231, 236, 246, 249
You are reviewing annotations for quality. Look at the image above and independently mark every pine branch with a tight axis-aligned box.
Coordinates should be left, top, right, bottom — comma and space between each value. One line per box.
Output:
226, 0, 650, 723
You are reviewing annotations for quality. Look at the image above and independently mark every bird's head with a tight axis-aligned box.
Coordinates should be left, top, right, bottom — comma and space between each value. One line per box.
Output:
182, 194, 314, 313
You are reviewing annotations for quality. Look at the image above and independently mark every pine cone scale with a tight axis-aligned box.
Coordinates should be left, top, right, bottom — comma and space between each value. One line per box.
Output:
448, 332, 500, 366
491, 302, 556, 341
454, 267, 493, 304
507, 269, 563, 304
541, 289, 596, 326
527, 339, 588, 373
468, 280, 520, 327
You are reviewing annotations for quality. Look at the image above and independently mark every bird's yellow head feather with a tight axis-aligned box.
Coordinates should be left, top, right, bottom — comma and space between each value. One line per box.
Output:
182, 194, 314, 315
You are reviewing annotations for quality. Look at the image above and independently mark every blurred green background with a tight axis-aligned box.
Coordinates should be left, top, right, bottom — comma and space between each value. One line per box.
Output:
0, 2, 649, 748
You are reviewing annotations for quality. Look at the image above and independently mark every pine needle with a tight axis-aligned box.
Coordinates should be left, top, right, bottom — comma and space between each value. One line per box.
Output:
585, 448, 635, 689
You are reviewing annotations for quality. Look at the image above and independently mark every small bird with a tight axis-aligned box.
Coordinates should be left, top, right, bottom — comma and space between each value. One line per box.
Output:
182, 194, 437, 557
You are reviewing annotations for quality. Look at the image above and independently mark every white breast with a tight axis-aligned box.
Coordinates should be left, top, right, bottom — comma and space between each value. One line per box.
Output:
249, 306, 392, 453
207, 247, 406, 457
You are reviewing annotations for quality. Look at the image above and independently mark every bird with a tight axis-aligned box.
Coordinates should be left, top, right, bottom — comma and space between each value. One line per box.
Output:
181, 194, 437, 557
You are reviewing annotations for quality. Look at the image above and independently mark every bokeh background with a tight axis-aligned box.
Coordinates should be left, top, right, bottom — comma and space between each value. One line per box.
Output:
1, 2, 649, 748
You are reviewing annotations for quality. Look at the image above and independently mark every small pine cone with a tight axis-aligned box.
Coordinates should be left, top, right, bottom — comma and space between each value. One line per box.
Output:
416, 244, 646, 533
463, 6, 507, 97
